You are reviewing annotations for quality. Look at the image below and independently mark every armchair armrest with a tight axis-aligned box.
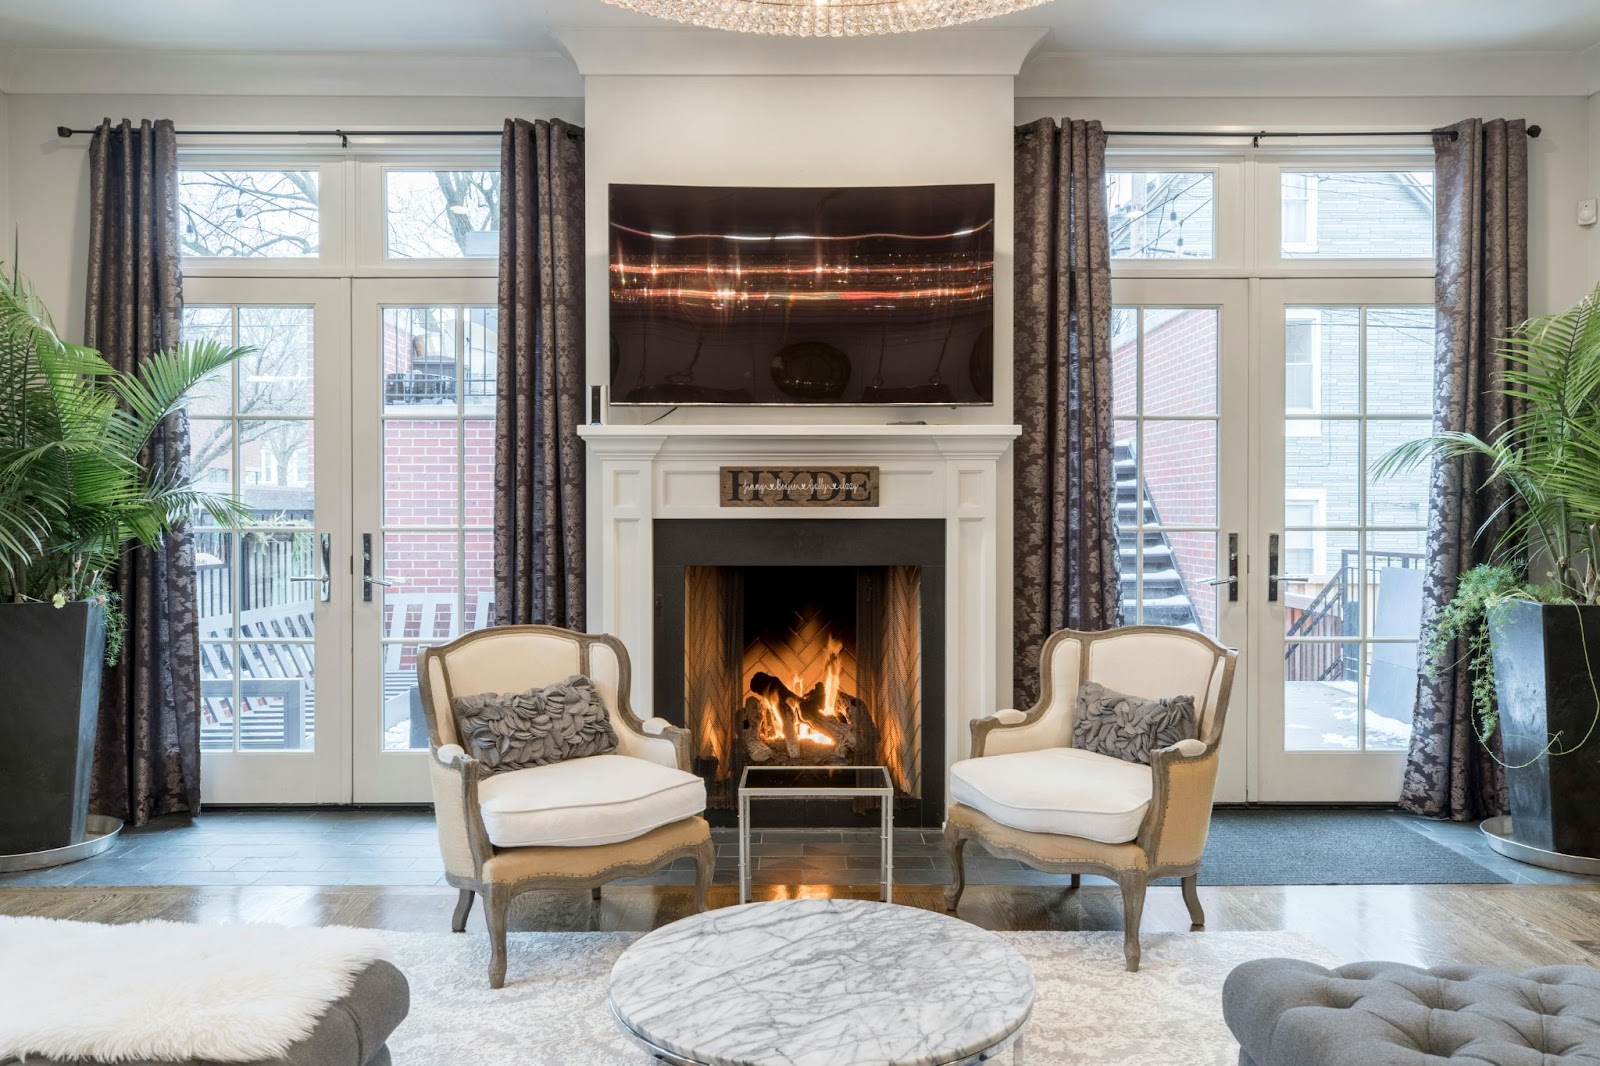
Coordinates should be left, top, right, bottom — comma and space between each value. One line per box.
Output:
971, 705, 1070, 758
428, 745, 494, 879
1138, 738, 1223, 867
613, 713, 694, 772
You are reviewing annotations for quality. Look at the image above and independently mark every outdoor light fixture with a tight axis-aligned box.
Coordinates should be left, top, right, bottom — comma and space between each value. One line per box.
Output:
599, 0, 1049, 36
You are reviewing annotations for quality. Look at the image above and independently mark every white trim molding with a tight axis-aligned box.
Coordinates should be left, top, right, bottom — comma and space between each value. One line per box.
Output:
579, 422, 1021, 777
1018, 49, 1596, 99
0, 48, 583, 97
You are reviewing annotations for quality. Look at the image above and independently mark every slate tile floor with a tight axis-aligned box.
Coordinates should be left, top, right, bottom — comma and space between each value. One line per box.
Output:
1, 807, 1594, 888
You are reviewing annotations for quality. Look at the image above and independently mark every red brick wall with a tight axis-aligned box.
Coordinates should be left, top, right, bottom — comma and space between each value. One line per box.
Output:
381, 417, 496, 654
1112, 309, 1220, 635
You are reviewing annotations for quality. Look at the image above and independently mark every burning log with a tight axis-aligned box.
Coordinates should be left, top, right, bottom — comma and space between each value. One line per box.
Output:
741, 671, 871, 766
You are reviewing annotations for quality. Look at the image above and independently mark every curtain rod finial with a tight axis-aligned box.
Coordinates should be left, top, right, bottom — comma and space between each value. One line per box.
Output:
55, 126, 72, 138
1528, 124, 1542, 138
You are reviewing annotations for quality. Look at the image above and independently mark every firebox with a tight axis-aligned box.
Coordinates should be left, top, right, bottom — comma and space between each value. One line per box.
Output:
653, 520, 945, 827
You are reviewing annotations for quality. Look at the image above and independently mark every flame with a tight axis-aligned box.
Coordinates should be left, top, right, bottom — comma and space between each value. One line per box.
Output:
754, 690, 837, 748
820, 637, 845, 719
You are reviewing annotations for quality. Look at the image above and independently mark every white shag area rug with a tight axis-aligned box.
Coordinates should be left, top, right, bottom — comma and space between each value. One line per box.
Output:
387, 929, 1340, 1065
0, 916, 390, 1063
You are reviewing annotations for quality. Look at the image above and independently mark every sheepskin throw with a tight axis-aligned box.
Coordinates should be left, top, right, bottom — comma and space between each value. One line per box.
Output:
452, 674, 618, 773
0, 916, 389, 1063
1073, 682, 1196, 765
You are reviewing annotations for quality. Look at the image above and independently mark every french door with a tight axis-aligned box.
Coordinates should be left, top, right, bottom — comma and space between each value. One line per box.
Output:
1252, 278, 1434, 801
1110, 279, 1250, 802
190, 276, 491, 804
187, 278, 353, 803
1110, 276, 1433, 803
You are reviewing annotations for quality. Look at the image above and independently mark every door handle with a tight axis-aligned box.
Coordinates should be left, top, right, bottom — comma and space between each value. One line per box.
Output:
1197, 533, 1240, 601
1268, 533, 1281, 602
287, 532, 332, 603
361, 533, 398, 602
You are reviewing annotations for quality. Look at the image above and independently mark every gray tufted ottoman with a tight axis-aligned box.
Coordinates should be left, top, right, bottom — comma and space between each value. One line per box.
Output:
1223, 958, 1600, 1065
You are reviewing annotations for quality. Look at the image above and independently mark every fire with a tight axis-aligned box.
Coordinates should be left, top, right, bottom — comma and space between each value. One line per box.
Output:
819, 637, 845, 719
754, 690, 837, 748
793, 720, 836, 746
752, 635, 850, 748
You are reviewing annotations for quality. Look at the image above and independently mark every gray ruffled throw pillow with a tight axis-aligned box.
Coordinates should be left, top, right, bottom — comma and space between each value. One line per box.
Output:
451, 674, 618, 774
1072, 682, 1197, 765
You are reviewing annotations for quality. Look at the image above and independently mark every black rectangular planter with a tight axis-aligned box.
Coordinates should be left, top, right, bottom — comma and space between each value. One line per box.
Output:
1490, 599, 1600, 858
0, 600, 105, 854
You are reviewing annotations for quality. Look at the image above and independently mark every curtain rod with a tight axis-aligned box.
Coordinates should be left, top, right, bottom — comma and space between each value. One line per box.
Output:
1102, 126, 1540, 146
53, 126, 581, 147
58, 123, 1542, 148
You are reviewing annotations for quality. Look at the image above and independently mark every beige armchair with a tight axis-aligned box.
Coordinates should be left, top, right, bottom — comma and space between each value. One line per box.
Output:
418, 624, 714, 988
944, 625, 1237, 971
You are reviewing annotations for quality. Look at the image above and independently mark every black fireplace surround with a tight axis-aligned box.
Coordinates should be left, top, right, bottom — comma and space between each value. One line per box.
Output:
653, 519, 946, 827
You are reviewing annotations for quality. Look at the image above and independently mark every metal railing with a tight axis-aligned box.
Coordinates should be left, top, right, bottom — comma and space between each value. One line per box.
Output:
195, 514, 315, 622
383, 354, 495, 405
1283, 548, 1424, 682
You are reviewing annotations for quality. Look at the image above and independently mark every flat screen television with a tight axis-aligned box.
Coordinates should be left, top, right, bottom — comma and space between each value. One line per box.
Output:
608, 183, 995, 406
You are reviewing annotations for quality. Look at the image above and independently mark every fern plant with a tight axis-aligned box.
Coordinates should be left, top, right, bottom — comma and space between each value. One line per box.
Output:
1374, 281, 1600, 747
0, 267, 251, 662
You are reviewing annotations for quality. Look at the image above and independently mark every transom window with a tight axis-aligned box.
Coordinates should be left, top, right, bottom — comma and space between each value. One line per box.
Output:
1280, 170, 1434, 260
384, 169, 500, 259
1107, 170, 1215, 260
179, 170, 319, 259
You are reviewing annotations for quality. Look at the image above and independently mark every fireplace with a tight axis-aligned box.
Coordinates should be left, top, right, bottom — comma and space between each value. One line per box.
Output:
654, 519, 945, 827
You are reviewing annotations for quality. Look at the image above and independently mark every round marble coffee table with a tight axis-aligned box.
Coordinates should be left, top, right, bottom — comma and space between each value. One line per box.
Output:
609, 898, 1035, 1066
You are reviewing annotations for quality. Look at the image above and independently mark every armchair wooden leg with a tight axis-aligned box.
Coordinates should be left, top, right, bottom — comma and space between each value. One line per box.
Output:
1069, 874, 1081, 890
1181, 874, 1205, 928
692, 837, 714, 913
451, 888, 475, 933
1118, 874, 1148, 973
591, 886, 603, 904
485, 883, 510, 989
942, 823, 968, 912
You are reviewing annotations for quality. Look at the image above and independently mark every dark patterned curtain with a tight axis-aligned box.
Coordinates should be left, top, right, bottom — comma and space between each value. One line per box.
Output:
494, 118, 587, 629
1012, 117, 1121, 709
1403, 118, 1529, 820
84, 118, 202, 825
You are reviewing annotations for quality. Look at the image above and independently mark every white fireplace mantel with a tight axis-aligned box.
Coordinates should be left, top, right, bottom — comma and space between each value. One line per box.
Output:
579, 422, 1021, 772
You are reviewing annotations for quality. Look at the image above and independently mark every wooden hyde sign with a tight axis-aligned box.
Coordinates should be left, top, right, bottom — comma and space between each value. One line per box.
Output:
719, 467, 880, 507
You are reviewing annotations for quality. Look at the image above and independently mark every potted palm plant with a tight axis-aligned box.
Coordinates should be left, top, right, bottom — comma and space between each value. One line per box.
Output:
0, 269, 248, 856
1377, 281, 1600, 859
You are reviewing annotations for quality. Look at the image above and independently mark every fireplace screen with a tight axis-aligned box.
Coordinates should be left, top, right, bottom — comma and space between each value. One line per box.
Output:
683, 565, 923, 810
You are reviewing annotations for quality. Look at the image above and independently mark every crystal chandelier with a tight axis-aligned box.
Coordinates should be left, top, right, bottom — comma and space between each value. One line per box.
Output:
599, 0, 1050, 36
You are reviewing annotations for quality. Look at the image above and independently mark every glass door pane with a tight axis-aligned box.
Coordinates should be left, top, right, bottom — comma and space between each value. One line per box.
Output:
1111, 306, 1223, 635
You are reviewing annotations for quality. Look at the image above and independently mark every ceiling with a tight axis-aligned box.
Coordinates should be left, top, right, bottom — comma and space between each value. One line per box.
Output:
1, 0, 1598, 57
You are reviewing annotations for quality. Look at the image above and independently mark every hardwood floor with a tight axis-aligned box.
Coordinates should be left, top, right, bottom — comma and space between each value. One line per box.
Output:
5, 881, 1600, 972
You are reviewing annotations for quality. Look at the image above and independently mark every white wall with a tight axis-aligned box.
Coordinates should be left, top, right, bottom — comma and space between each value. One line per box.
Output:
583, 74, 1017, 428
1017, 94, 1598, 316
6, 93, 583, 343
1590, 91, 1600, 285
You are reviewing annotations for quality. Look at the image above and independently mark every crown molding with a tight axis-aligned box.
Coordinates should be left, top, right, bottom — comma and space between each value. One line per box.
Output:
1018, 50, 1595, 99
1583, 43, 1600, 96
554, 26, 1047, 77
0, 48, 583, 97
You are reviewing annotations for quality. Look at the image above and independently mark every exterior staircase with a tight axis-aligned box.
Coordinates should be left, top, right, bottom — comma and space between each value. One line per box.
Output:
1114, 439, 1201, 630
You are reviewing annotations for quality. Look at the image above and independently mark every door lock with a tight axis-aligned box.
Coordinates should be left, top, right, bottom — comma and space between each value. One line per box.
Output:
362, 533, 398, 602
